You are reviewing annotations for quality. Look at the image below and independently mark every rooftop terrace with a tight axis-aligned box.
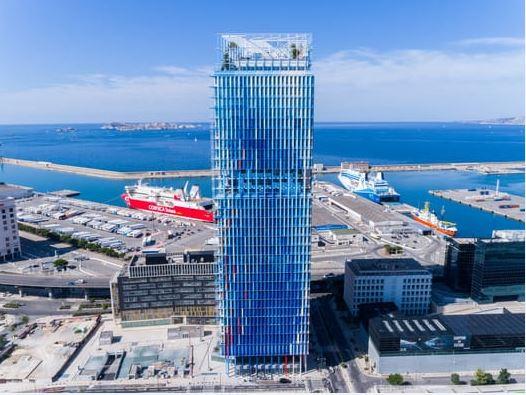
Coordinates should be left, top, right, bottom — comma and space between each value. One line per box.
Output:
217, 33, 312, 71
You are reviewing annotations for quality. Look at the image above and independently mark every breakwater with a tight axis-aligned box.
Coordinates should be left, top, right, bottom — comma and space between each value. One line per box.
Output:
1, 157, 523, 180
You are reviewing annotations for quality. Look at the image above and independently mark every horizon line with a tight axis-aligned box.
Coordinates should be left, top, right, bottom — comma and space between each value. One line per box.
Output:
0, 118, 523, 127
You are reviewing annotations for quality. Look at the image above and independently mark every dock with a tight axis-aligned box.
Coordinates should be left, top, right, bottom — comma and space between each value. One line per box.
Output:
430, 188, 525, 222
49, 189, 81, 197
1, 157, 523, 180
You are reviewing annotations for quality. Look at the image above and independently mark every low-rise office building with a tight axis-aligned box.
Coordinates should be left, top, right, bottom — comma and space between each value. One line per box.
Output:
344, 258, 432, 316
110, 250, 216, 327
321, 228, 363, 246
368, 311, 525, 374
444, 231, 524, 303
0, 198, 21, 261
0, 183, 34, 200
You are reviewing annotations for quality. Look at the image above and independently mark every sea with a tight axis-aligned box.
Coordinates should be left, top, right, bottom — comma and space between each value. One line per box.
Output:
0, 122, 523, 238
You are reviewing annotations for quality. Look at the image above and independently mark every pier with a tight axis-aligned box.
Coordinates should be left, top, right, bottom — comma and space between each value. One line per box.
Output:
430, 188, 525, 222
1, 157, 523, 180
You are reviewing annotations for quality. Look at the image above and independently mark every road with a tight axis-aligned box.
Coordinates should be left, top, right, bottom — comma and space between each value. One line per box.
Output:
310, 295, 350, 392
29, 382, 307, 393
310, 294, 387, 392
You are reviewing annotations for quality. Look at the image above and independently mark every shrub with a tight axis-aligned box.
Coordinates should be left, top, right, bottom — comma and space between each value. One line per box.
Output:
3, 302, 20, 309
451, 373, 461, 385
386, 373, 404, 385
19, 223, 125, 259
497, 368, 511, 385
471, 369, 494, 386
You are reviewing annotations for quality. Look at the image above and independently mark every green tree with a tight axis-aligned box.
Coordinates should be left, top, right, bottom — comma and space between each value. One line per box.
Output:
290, 43, 300, 59
53, 258, 68, 270
471, 369, 494, 386
386, 373, 404, 385
21, 316, 29, 325
497, 368, 511, 385
451, 373, 461, 385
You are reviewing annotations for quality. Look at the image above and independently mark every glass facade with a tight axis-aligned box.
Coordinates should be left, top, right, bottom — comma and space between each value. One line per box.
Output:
471, 239, 525, 303
444, 236, 525, 303
111, 260, 217, 327
212, 34, 314, 375
444, 238, 476, 292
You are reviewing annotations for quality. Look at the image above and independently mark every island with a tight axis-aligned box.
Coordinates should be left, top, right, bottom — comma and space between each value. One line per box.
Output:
470, 116, 524, 126
100, 122, 204, 131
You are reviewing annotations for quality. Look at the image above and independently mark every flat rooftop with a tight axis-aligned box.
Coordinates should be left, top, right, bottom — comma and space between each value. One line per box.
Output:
347, 258, 430, 276
371, 312, 525, 339
314, 183, 407, 226
450, 237, 478, 244
330, 228, 360, 235
441, 312, 525, 336
0, 183, 33, 199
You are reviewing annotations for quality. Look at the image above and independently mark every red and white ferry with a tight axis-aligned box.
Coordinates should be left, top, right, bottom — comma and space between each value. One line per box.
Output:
121, 181, 215, 223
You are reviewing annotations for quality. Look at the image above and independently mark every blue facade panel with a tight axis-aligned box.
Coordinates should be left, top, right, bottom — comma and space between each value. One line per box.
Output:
212, 34, 314, 373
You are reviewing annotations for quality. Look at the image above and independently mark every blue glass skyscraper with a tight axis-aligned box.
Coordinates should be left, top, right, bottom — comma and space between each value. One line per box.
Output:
212, 34, 314, 375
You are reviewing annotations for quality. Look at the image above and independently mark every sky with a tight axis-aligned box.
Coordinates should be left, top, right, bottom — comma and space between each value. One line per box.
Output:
0, 0, 524, 124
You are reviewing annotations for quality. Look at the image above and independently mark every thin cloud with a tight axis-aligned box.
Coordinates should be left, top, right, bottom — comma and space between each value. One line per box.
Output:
0, 66, 211, 124
453, 36, 524, 47
0, 43, 523, 123
314, 45, 524, 121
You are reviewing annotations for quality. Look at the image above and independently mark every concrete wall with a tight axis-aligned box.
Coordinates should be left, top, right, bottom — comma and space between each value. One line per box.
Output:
368, 338, 525, 374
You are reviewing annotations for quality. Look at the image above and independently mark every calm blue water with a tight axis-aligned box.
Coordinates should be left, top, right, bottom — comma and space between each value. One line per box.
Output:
319, 171, 524, 238
0, 123, 523, 237
0, 123, 523, 171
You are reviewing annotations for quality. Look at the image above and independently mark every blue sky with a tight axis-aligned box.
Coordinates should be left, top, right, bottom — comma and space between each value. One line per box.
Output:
0, 0, 524, 123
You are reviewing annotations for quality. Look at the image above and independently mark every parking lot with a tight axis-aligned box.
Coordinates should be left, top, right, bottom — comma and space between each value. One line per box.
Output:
16, 194, 217, 257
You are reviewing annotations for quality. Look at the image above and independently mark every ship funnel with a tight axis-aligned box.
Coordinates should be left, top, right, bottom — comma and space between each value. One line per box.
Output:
189, 185, 201, 199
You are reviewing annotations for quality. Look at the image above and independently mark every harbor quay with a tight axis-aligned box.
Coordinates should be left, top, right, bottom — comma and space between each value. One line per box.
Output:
1, 157, 523, 179
0, 182, 512, 392
0, 181, 447, 299
0, 182, 457, 392
430, 187, 525, 222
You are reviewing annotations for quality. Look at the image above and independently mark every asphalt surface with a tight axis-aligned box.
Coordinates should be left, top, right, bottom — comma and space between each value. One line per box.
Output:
310, 295, 350, 392
36, 382, 307, 393
0, 270, 110, 288
311, 294, 388, 392
0, 297, 70, 316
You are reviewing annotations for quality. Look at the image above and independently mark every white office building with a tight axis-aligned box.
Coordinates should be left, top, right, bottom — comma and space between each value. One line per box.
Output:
344, 258, 432, 316
0, 198, 21, 261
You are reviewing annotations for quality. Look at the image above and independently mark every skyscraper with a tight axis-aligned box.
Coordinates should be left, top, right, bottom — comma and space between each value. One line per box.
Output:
212, 34, 314, 375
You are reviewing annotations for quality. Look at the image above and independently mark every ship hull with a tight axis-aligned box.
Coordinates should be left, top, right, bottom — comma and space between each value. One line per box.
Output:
411, 214, 457, 236
339, 175, 400, 204
122, 194, 214, 223
354, 190, 400, 204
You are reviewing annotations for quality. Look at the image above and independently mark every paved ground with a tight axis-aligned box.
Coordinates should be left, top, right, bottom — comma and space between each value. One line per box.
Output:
0, 316, 99, 382
0, 296, 74, 316
430, 188, 524, 222
17, 194, 216, 255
